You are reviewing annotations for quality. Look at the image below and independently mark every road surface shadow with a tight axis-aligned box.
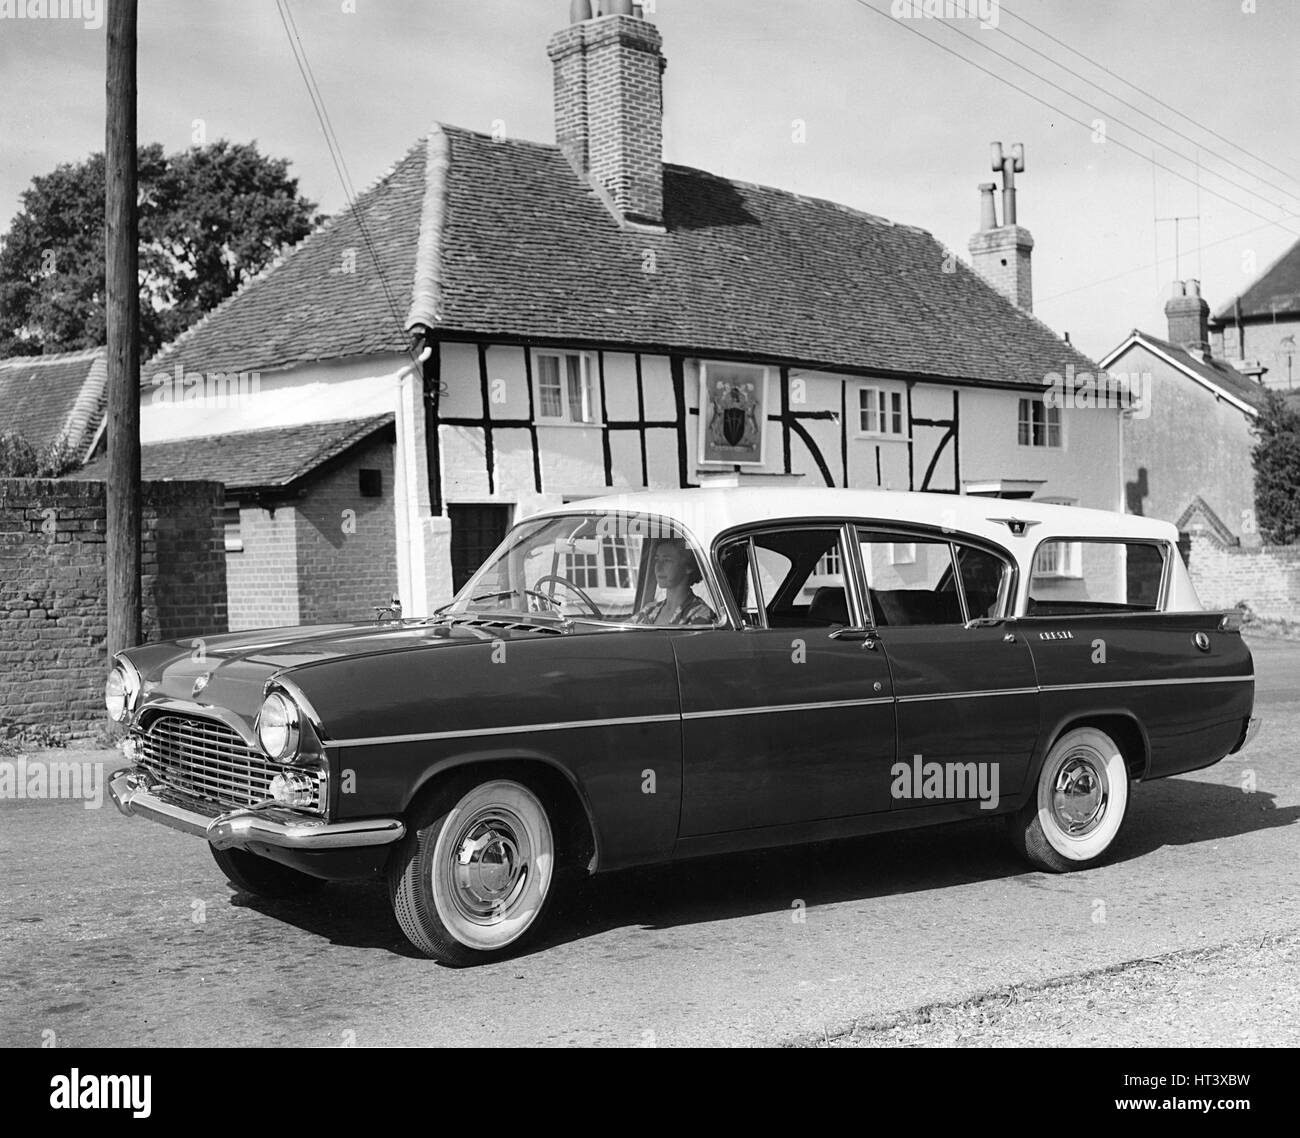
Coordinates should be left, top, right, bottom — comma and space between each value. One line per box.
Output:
230, 777, 1296, 961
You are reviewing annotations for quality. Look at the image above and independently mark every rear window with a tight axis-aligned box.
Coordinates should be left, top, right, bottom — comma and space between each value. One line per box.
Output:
1027, 540, 1167, 614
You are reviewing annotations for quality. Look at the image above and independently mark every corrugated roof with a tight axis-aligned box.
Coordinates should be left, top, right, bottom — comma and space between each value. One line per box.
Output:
77, 415, 394, 492
146, 123, 1100, 388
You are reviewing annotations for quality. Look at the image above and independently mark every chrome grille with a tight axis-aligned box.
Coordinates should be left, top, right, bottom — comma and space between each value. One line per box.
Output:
136, 715, 322, 812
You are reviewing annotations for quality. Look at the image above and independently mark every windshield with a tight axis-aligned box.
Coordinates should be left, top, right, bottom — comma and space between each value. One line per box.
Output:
445, 512, 722, 627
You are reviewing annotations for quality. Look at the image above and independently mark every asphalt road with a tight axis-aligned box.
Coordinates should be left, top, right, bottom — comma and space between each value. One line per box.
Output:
1, 634, 1296, 1047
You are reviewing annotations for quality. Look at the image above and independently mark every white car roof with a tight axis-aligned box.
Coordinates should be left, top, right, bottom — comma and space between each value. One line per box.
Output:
535, 487, 1179, 552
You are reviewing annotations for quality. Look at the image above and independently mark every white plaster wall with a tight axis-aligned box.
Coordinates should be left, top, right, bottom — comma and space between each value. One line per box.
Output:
140, 353, 410, 443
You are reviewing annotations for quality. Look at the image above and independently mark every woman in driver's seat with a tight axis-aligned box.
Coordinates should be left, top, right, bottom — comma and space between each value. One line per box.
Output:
632, 539, 717, 626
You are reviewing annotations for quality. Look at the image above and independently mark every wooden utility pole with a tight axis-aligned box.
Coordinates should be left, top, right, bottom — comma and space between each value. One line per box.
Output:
106, 0, 141, 656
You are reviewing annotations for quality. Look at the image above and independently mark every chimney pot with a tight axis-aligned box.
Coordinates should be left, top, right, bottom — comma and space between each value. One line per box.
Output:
1187, 278, 1201, 298
570, 0, 593, 22
607, 0, 636, 14
977, 182, 998, 231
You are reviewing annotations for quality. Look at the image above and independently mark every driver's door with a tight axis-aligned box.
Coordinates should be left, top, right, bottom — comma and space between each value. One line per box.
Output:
673, 524, 897, 838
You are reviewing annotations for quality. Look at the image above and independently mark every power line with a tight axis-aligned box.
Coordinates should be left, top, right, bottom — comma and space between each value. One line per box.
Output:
1036, 218, 1284, 306
1001, 3, 1300, 197
848, 0, 1300, 238
990, 8, 1300, 211
273, 0, 417, 363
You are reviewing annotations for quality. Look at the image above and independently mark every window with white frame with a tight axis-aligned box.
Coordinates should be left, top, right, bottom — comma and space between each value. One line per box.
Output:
602, 536, 633, 589
1032, 499, 1081, 577
859, 386, 905, 436
812, 546, 842, 578
535, 351, 595, 424
565, 549, 600, 588
1018, 398, 1061, 447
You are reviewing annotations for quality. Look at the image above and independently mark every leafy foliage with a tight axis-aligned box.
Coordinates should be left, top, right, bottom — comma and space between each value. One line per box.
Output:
1251, 388, 1300, 545
0, 431, 81, 478
0, 140, 320, 358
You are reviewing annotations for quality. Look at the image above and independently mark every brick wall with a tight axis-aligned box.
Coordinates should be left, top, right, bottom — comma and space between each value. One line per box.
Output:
295, 437, 398, 625
226, 503, 299, 630
0, 478, 227, 732
225, 438, 398, 630
1188, 530, 1300, 620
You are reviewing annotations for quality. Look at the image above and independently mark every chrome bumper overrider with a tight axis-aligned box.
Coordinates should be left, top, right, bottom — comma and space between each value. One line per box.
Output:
108, 768, 405, 851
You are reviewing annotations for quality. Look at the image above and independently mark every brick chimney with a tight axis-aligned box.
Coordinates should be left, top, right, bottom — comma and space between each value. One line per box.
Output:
968, 143, 1034, 312
548, 1, 666, 227
1165, 280, 1210, 353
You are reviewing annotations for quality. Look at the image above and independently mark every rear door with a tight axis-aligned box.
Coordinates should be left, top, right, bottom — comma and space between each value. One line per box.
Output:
854, 527, 1041, 808
673, 524, 897, 837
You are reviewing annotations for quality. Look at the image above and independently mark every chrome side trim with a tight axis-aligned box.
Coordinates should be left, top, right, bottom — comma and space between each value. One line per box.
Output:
325, 674, 1254, 748
896, 687, 1039, 703
330, 712, 683, 749
682, 696, 894, 721
1041, 675, 1255, 693
109, 768, 404, 851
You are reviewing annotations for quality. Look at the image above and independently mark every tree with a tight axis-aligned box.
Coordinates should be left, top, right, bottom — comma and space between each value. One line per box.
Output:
0, 140, 321, 358
1251, 388, 1300, 545
0, 431, 80, 478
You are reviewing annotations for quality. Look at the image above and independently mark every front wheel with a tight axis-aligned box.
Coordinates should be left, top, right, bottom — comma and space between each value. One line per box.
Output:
1007, 727, 1130, 872
388, 777, 556, 966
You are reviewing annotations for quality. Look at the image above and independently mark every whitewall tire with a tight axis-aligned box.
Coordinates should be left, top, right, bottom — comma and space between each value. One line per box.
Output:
1008, 727, 1130, 872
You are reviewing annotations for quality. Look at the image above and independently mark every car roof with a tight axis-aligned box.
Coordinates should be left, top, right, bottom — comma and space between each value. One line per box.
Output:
531, 487, 1180, 551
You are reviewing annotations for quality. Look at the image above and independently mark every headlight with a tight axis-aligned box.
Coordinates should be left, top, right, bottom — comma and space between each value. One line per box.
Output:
105, 659, 140, 722
257, 691, 301, 762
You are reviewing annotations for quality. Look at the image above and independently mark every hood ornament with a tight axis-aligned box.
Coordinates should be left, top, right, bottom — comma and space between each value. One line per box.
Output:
192, 673, 211, 697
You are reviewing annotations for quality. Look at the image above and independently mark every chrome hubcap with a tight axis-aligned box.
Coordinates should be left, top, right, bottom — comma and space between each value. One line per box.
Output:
1051, 753, 1107, 835
448, 810, 531, 923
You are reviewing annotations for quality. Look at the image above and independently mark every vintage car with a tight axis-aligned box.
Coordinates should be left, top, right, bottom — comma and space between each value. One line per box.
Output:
107, 488, 1258, 965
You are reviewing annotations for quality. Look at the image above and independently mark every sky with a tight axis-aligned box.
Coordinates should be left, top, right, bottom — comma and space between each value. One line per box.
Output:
1, 0, 1298, 360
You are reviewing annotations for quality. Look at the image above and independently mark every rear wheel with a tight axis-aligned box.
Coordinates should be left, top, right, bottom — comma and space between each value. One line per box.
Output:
1007, 727, 1130, 872
388, 776, 556, 966
210, 845, 325, 899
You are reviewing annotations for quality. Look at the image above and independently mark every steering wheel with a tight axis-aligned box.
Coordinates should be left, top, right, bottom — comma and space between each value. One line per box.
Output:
532, 575, 605, 619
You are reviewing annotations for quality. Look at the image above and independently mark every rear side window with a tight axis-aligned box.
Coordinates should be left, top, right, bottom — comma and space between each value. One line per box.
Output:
1028, 540, 1167, 614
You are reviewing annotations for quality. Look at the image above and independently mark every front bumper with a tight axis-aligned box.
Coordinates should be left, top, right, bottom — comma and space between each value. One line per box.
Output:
108, 767, 405, 852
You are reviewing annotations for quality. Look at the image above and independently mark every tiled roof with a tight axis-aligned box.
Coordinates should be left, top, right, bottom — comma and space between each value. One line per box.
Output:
77, 415, 393, 493
1127, 330, 1271, 414
147, 123, 1100, 388
1211, 237, 1300, 322
0, 347, 107, 457
146, 147, 426, 378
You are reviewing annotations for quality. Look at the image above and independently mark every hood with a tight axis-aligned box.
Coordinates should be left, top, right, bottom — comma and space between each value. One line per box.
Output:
121, 617, 563, 725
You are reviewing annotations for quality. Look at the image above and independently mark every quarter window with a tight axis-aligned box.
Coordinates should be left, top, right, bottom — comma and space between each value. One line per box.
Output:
1018, 398, 1061, 447
1028, 540, 1167, 614
859, 387, 905, 435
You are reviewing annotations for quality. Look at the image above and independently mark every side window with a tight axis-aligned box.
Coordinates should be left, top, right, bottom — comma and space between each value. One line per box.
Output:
857, 530, 963, 626
717, 528, 851, 628
1029, 540, 1166, 614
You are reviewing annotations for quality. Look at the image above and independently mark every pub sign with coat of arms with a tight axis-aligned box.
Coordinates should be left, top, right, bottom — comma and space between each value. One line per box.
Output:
699, 363, 768, 465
